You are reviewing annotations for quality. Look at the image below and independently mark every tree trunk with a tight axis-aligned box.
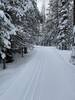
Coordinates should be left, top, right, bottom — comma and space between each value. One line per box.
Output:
24, 47, 27, 54
71, 0, 75, 64
73, 0, 75, 45
73, 0, 75, 25
3, 59, 6, 69
21, 47, 24, 57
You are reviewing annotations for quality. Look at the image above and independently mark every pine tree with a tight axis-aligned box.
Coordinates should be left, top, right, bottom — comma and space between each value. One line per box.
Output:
0, 0, 41, 64
3, 0, 41, 47
45, 0, 73, 49
45, 0, 59, 46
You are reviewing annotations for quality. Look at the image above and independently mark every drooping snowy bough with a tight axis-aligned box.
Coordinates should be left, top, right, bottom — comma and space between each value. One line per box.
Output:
0, 0, 41, 66
0, 10, 16, 49
0, 6, 16, 68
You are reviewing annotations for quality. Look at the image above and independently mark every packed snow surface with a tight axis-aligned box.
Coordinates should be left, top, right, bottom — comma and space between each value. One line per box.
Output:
0, 46, 75, 100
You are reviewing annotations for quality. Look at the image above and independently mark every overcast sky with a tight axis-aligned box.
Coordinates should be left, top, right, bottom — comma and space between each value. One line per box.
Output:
37, 0, 49, 12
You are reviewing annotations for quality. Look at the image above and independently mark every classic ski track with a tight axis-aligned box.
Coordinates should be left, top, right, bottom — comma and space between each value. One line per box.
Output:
0, 65, 29, 96
23, 56, 42, 100
0, 47, 75, 100
0, 53, 38, 100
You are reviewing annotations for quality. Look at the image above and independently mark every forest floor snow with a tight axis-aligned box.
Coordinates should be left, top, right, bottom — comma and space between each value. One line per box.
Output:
0, 46, 75, 100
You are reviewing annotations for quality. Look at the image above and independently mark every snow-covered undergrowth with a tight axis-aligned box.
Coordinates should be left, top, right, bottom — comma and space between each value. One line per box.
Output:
56, 48, 75, 73
56, 49, 71, 64
0, 48, 36, 95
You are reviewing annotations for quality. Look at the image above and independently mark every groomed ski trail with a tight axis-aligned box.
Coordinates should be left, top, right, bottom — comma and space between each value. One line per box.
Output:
0, 46, 75, 100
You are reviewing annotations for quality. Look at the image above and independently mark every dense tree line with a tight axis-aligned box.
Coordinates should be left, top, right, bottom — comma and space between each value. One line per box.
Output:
0, 0, 41, 67
42, 0, 73, 50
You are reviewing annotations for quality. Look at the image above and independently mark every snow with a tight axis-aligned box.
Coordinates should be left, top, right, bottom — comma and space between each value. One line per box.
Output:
0, 10, 11, 26
0, 46, 75, 100
0, 10, 4, 18
3, 38, 11, 49
0, 10, 16, 33
71, 46, 75, 57
62, 19, 68, 25
73, 26, 75, 33
0, 9, 16, 49
57, 33, 65, 39
1, 52, 6, 59
11, 0, 33, 18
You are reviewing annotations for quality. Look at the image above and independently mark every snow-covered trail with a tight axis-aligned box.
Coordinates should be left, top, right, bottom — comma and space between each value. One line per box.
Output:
34, 47, 75, 100
0, 46, 75, 100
